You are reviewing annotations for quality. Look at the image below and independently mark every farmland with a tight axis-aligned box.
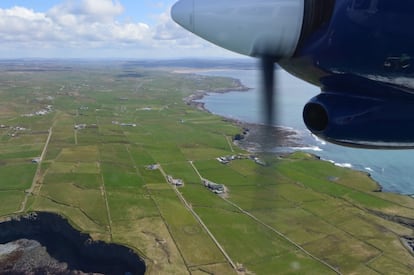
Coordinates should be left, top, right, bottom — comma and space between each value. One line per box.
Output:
0, 60, 414, 274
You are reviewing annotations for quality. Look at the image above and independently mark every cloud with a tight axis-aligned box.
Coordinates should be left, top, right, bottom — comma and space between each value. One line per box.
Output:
0, 7, 56, 42
48, 0, 124, 23
47, 0, 150, 45
152, 10, 188, 40
0, 1, 237, 58
149, 7, 240, 58
151, 8, 219, 50
0, 1, 150, 49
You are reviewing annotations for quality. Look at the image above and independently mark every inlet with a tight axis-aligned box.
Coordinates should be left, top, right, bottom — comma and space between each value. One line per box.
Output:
303, 102, 329, 132
0, 212, 146, 274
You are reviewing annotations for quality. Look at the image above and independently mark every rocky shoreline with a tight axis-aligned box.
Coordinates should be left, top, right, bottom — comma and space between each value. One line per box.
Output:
184, 79, 305, 152
0, 212, 146, 275
184, 78, 250, 112
185, 75, 391, 196
233, 122, 304, 152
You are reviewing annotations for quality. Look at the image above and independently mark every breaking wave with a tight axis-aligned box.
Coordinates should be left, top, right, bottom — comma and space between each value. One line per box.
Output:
325, 159, 353, 168
291, 146, 323, 152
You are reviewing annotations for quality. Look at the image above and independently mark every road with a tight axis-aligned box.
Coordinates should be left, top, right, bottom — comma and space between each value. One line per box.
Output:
188, 160, 341, 275
16, 127, 53, 213
225, 135, 234, 152
157, 163, 239, 272
222, 197, 341, 274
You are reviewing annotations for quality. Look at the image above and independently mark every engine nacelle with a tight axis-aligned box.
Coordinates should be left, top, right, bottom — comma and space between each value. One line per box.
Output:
303, 93, 414, 148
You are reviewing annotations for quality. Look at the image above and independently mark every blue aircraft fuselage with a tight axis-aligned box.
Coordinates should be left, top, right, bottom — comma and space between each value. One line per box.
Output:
281, 0, 414, 148
284, 0, 414, 93
171, 0, 414, 148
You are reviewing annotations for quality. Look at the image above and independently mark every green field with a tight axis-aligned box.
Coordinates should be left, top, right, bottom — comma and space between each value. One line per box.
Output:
0, 60, 413, 274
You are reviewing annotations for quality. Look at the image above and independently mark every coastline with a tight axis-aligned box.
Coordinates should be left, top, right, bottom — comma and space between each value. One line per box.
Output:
183, 80, 414, 257
183, 77, 250, 112
183, 76, 309, 152
183, 74, 391, 194
3, 60, 414, 274
0, 212, 146, 274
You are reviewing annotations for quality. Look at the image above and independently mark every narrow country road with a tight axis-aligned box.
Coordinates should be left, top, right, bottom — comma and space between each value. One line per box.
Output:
16, 127, 53, 213
189, 160, 341, 274
157, 163, 238, 272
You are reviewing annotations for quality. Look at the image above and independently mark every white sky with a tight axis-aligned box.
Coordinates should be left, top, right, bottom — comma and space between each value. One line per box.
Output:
0, 0, 242, 59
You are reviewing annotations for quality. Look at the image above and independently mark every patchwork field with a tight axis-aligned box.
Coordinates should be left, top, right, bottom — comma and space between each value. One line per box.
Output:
0, 60, 413, 274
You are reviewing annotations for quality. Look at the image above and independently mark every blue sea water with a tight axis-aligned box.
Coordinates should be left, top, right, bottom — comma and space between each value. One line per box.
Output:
199, 69, 414, 195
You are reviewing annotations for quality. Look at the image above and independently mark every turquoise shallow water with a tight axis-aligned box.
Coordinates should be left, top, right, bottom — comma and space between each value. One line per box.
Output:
199, 69, 414, 195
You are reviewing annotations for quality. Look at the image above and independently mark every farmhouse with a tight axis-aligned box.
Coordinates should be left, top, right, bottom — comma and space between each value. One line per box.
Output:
35, 110, 48, 116
216, 155, 244, 164
254, 158, 266, 166
13, 127, 27, 131
31, 157, 41, 164
167, 175, 184, 186
74, 124, 86, 130
146, 164, 160, 170
216, 157, 229, 164
249, 155, 266, 166
22, 105, 53, 117
203, 179, 225, 194
120, 123, 137, 127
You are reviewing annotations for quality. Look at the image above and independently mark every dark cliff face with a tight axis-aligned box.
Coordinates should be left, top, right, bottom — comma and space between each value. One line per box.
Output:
0, 212, 146, 275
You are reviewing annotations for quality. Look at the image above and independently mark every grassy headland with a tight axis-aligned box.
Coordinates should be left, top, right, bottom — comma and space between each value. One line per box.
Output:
0, 60, 413, 274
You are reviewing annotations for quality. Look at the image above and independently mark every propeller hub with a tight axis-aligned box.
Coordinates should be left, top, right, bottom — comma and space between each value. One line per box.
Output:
171, 0, 194, 32
171, 0, 305, 58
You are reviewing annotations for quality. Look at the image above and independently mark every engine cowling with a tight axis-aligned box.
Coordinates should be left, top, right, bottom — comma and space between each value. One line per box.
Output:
303, 93, 414, 148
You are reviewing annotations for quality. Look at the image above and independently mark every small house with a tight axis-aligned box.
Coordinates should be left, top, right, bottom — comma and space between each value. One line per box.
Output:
31, 157, 41, 164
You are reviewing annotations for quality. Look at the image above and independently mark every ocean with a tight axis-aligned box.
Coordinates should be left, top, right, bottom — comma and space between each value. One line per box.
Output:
199, 69, 414, 195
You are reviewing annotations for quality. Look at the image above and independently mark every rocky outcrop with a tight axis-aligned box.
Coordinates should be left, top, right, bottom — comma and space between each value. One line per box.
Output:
0, 239, 78, 274
0, 212, 146, 275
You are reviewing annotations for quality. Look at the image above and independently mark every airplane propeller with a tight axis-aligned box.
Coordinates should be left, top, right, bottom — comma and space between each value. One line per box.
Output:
261, 56, 276, 128
260, 56, 278, 152
171, 0, 305, 149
